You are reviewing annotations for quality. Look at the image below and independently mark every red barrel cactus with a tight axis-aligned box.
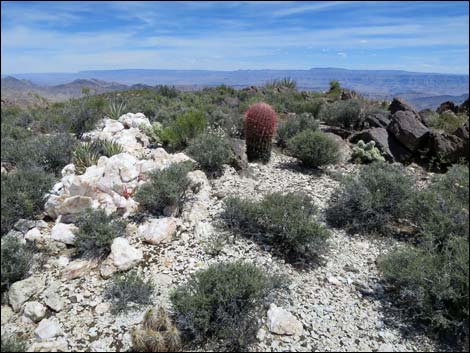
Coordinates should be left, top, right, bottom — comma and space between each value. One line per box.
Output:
245, 102, 277, 162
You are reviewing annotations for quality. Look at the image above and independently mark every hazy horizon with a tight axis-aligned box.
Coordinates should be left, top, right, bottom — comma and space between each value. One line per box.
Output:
2, 1, 469, 75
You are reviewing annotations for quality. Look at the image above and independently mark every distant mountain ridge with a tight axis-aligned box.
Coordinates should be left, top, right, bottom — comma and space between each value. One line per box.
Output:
2, 67, 469, 109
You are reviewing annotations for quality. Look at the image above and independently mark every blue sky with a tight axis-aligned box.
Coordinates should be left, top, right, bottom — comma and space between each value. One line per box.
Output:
1, 1, 469, 74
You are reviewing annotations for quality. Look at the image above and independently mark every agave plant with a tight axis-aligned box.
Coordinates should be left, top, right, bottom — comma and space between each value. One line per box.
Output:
91, 139, 123, 157
72, 142, 100, 174
105, 99, 127, 120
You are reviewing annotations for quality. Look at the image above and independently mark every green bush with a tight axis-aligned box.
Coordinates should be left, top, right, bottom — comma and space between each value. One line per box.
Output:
74, 208, 127, 259
65, 95, 106, 137
171, 261, 281, 350
1, 237, 33, 293
276, 113, 320, 147
160, 110, 208, 150
1, 169, 55, 236
287, 129, 340, 168
326, 162, 415, 236
186, 132, 232, 176
0, 336, 27, 352
1, 133, 77, 176
105, 270, 154, 314
320, 99, 362, 129
221, 192, 330, 263
134, 162, 193, 215
427, 110, 468, 133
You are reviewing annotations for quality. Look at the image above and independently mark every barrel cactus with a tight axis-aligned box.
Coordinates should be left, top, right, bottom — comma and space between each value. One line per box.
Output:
352, 140, 385, 163
245, 102, 277, 162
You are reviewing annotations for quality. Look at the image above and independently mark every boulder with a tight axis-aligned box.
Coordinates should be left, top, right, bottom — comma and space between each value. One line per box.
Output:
102, 119, 125, 134
436, 101, 459, 114
423, 131, 467, 164
458, 98, 469, 116
388, 111, 429, 151
35, 318, 62, 340
62, 259, 97, 280
349, 128, 412, 162
61, 163, 76, 177
23, 301, 47, 322
24, 227, 44, 242
319, 125, 352, 139
389, 97, 420, 116
362, 112, 390, 129
118, 112, 152, 129
28, 339, 69, 352
267, 304, 303, 336
44, 287, 64, 312
51, 223, 78, 245
228, 138, 249, 172
323, 132, 352, 163
139, 218, 177, 245
418, 108, 438, 127
108, 237, 143, 271
8, 277, 45, 312
14, 219, 37, 234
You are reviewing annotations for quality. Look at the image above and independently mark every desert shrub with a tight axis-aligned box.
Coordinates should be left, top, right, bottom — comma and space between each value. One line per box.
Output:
74, 208, 127, 259
207, 110, 244, 138
326, 162, 415, 236
351, 140, 385, 164
143, 121, 164, 145
1, 169, 55, 236
0, 336, 27, 352
427, 110, 468, 133
286, 99, 324, 116
156, 85, 179, 98
221, 192, 330, 262
65, 95, 106, 137
276, 113, 320, 147
1, 133, 77, 176
287, 129, 340, 168
105, 270, 154, 314
132, 306, 182, 352
1, 237, 33, 293
320, 99, 362, 129
72, 139, 123, 174
265, 77, 297, 90
171, 261, 281, 350
186, 132, 232, 176
328, 80, 342, 99
134, 162, 193, 215
160, 110, 208, 150
378, 236, 468, 345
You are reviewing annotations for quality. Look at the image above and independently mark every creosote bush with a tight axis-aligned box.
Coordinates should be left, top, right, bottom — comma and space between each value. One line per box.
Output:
1, 169, 55, 236
326, 162, 415, 236
134, 161, 193, 215
427, 110, 468, 133
276, 113, 320, 147
160, 110, 208, 150
287, 129, 340, 168
132, 306, 182, 352
105, 270, 154, 314
170, 261, 282, 350
320, 99, 362, 129
221, 192, 330, 263
186, 132, 233, 176
378, 165, 469, 347
74, 208, 127, 259
1, 237, 33, 294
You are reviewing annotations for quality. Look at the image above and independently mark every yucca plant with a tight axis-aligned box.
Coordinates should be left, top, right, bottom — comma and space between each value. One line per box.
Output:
72, 142, 100, 174
105, 99, 127, 120
72, 139, 123, 174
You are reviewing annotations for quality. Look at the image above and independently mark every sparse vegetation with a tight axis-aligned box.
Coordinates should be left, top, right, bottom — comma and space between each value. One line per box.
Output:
351, 140, 385, 164
1, 169, 55, 236
0, 336, 27, 352
326, 162, 415, 236
427, 110, 468, 133
74, 208, 127, 259
276, 112, 320, 147
171, 261, 282, 350
72, 139, 123, 174
186, 132, 233, 176
159, 110, 208, 150
320, 99, 362, 129
105, 270, 154, 314
221, 192, 330, 263
1, 237, 33, 294
287, 129, 340, 167
134, 161, 193, 215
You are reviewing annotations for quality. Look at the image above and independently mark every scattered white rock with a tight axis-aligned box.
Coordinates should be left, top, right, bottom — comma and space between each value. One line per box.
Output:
118, 112, 151, 129
28, 339, 69, 352
35, 318, 62, 339
44, 288, 64, 312
267, 304, 303, 336
108, 237, 143, 271
24, 227, 43, 242
139, 217, 177, 244
51, 223, 78, 245
8, 277, 45, 312
23, 301, 47, 322
62, 259, 96, 280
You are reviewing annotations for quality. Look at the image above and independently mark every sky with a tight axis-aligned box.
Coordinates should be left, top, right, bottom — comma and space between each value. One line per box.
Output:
1, 1, 469, 74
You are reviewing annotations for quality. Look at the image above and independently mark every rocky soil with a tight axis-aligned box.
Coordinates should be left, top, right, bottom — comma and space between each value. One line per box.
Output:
1, 114, 440, 352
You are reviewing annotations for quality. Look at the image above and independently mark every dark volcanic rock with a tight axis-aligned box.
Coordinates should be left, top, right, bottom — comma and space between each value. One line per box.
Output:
388, 111, 429, 151
362, 112, 390, 129
453, 121, 469, 160
349, 127, 412, 162
389, 97, 420, 116
319, 125, 352, 139
458, 98, 469, 116
423, 132, 467, 164
436, 101, 459, 114
418, 109, 438, 127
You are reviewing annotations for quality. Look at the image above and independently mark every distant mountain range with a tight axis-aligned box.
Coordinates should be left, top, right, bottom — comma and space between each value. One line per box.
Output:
2, 67, 469, 110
